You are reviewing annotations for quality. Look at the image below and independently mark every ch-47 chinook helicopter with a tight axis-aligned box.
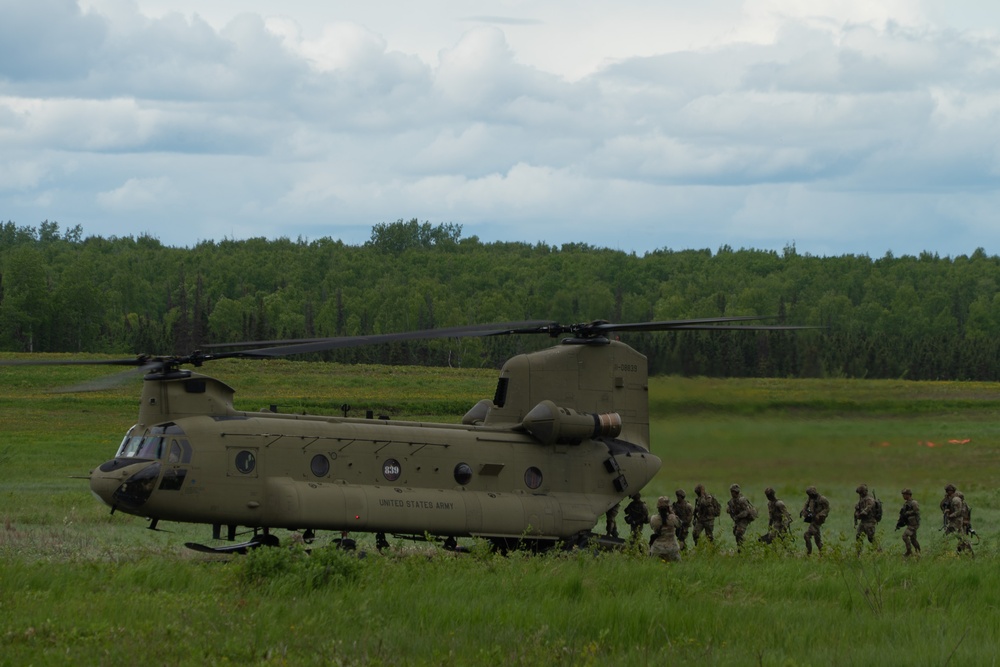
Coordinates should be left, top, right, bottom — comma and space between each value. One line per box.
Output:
8, 316, 811, 553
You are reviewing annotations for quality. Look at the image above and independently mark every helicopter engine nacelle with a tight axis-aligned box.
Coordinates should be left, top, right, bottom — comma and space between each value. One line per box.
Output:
520, 399, 622, 445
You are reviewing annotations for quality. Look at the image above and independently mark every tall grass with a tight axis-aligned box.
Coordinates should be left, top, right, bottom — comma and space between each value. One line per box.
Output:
2, 357, 1000, 664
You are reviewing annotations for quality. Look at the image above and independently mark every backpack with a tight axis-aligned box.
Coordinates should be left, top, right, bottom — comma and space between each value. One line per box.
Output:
709, 494, 721, 519
872, 491, 883, 523
748, 500, 759, 521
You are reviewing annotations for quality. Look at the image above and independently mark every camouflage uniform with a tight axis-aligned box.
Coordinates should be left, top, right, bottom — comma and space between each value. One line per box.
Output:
692, 484, 721, 544
956, 491, 972, 534
943, 484, 972, 554
672, 489, 694, 551
853, 484, 879, 552
800, 486, 829, 555
649, 496, 681, 562
623, 494, 649, 543
605, 501, 620, 539
759, 487, 791, 545
725, 483, 757, 549
896, 488, 920, 556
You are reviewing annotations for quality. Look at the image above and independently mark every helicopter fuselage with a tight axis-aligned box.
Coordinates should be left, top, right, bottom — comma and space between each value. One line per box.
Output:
90, 355, 661, 546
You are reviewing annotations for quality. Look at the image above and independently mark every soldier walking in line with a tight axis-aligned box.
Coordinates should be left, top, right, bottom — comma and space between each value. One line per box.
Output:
896, 488, 921, 556
800, 486, 830, 555
726, 483, 757, 550
623, 493, 649, 544
943, 484, 972, 554
673, 489, 694, 551
759, 487, 792, 545
853, 484, 880, 554
692, 484, 721, 545
649, 496, 681, 562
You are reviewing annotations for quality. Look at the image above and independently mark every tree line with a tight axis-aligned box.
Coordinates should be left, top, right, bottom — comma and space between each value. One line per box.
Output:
2, 219, 1000, 380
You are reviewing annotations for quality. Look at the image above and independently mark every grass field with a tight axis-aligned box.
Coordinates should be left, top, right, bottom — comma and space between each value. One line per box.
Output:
2, 356, 1000, 665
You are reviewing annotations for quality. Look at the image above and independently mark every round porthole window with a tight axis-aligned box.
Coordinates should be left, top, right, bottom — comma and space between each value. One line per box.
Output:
454, 462, 473, 486
235, 450, 256, 474
311, 454, 330, 477
524, 466, 543, 490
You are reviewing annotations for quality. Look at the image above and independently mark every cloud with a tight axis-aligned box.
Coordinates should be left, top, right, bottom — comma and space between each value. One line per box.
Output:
4, 1, 1000, 257
97, 176, 174, 210
0, 0, 108, 81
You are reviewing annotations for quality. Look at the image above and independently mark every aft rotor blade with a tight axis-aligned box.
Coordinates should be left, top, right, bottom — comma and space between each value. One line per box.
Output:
503, 316, 816, 338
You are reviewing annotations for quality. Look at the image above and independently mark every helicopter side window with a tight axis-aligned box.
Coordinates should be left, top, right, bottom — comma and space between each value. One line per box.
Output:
168, 440, 182, 463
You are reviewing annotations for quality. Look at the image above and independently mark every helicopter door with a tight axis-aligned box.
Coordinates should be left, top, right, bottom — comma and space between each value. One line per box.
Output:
158, 437, 193, 491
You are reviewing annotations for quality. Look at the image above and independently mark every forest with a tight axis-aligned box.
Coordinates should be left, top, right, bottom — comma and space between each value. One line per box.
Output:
2, 218, 1000, 380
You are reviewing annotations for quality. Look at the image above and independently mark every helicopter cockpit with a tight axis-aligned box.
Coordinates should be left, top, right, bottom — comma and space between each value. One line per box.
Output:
114, 423, 192, 464
90, 423, 194, 515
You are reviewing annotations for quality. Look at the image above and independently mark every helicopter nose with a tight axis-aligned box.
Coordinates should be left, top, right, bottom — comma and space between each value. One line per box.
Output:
90, 460, 161, 512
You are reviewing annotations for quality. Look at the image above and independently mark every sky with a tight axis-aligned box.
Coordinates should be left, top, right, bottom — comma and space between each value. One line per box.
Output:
4, 1, 1000, 257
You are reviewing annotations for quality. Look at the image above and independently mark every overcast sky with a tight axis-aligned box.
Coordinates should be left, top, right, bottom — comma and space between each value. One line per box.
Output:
4, 0, 1000, 257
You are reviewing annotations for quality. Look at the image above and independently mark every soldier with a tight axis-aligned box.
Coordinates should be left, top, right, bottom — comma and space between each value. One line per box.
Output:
725, 483, 757, 549
895, 488, 921, 556
604, 501, 620, 539
800, 486, 830, 555
692, 484, 721, 544
943, 484, 972, 554
853, 484, 879, 553
955, 490, 973, 536
672, 489, 694, 550
623, 493, 649, 543
759, 486, 791, 545
649, 496, 681, 562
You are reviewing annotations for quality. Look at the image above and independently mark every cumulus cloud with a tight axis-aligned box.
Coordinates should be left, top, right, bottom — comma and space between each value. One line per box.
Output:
0, 0, 108, 81
97, 176, 174, 210
3, 0, 1000, 256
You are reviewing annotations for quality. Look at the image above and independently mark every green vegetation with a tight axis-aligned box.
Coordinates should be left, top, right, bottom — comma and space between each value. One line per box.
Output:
5, 219, 1000, 379
2, 361, 1000, 664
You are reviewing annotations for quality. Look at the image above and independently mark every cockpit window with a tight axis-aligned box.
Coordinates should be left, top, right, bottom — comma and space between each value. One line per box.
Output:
116, 433, 162, 459
116, 424, 187, 460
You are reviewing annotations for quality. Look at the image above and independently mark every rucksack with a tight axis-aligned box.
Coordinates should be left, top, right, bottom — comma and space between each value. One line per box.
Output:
707, 494, 721, 519
872, 491, 883, 523
748, 500, 759, 520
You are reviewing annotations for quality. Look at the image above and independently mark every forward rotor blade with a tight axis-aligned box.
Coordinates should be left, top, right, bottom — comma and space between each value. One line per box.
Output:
0, 356, 153, 367
206, 320, 556, 358
51, 363, 162, 393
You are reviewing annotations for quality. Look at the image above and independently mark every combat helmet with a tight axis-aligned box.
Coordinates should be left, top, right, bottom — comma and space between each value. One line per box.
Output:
656, 496, 671, 509
856, 484, 868, 496
675, 489, 686, 499
806, 485, 818, 496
